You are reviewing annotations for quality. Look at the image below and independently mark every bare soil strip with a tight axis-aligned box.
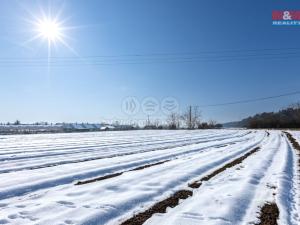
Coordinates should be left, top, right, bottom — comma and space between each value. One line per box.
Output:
284, 131, 300, 151
75, 160, 170, 185
284, 131, 300, 212
4, 147, 180, 173
257, 203, 279, 225
188, 147, 260, 188
256, 131, 300, 225
120, 146, 260, 225
4, 133, 249, 174
0, 131, 251, 174
129, 160, 170, 171
75, 172, 123, 185
284, 131, 300, 175
120, 190, 193, 225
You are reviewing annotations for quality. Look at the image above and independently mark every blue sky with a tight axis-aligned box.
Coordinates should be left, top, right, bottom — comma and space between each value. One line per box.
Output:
0, 0, 300, 124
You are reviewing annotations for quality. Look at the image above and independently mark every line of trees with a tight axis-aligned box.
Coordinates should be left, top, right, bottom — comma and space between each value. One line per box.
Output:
166, 106, 222, 130
0, 120, 21, 126
0, 121, 52, 126
239, 103, 300, 129
0, 106, 223, 131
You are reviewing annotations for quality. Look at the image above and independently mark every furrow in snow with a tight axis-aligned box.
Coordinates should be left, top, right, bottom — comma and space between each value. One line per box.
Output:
144, 131, 285, 225
120, 146, 261, 225
0, 131, 251, 174
0, 133, 256, 200
0, 131, 265, 225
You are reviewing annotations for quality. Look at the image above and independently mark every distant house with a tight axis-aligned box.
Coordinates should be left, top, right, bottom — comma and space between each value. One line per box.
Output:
100, 125, 115, 131
0, 124, 63, 134
0, 122, 135, 135
62, 123, 102, 132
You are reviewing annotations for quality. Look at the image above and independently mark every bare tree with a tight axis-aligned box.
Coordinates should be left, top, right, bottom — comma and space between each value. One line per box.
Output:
154, 119, 160, 128
181, 108, 190, 129
167, 112, 180, 129
290, 102, 300, 110
208, 120, 217, 127
181, 106, 201, 129
14, 120, 21, 125
191, 106, 201, 128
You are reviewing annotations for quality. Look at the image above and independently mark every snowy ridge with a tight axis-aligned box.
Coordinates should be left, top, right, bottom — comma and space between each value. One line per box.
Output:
0, 130, 299, 225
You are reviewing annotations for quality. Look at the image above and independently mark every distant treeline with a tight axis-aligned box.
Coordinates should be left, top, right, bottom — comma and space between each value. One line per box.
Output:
238, 103, 300, 129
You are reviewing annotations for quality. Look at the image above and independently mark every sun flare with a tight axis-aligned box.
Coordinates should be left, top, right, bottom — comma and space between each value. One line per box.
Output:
24, 6, 78, 59
37, 19, 61, 42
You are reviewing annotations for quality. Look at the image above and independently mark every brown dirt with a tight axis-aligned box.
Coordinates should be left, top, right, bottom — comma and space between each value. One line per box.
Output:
75, 172, 123, 185
284, 131, 300, 179
120, 190, 193, 225
188, 147, 260, 188
15, 131, 252, 173
284, 132, 300, 150
262, 131, 300, 225
215, 144, 228, 148
120, 146, 261, 225
284, 131, 300, 215
257, 203, 279, 225
130, 160, 170, 171
75, 160, 170, 185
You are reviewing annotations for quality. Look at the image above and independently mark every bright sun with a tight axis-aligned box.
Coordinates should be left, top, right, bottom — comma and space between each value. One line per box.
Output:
36, 19, 62, 42
25, 8, 77, 58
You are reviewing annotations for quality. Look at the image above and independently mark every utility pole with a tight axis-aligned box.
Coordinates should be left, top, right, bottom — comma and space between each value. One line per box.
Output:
147, 115, 150, 127
189, 105, 192, 129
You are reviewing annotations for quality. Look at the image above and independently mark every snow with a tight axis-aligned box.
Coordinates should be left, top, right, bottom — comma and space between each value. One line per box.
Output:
0, 130, 299, 225
145, 131, 300, 225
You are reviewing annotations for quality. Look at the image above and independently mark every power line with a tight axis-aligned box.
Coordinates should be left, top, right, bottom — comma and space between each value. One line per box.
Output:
1, 50, 300, 63
1, 47, 300, 61
0, 51, 300, 67
90, 91, 300, 123
197, 91, 300, 108
0, 47, 300, 67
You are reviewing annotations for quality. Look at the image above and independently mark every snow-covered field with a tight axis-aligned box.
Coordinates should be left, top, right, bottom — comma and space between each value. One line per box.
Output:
0, 130, 299, 225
